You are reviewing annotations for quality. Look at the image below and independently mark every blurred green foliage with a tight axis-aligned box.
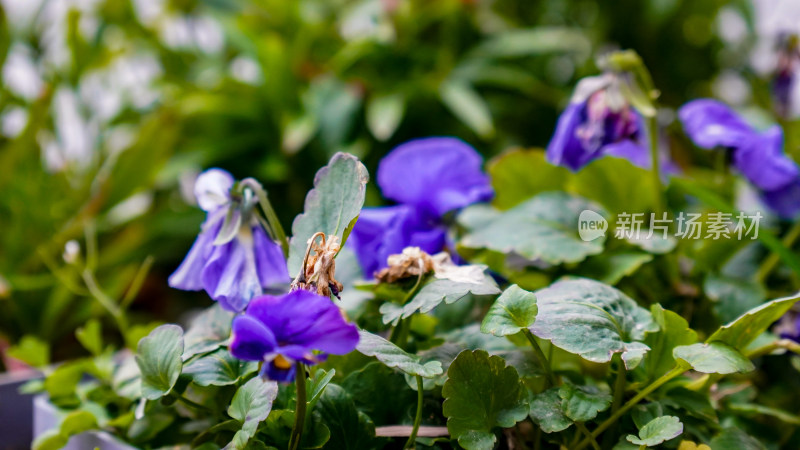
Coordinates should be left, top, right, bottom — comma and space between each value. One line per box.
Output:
0, 0, 752, 362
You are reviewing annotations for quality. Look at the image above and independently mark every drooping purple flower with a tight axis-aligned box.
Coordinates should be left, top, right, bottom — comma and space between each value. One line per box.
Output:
169, 169, 290, 311
678, 99, 800, 218
229, 290, 359, 382
547, 75, 666, 172
349, 138, 493, 277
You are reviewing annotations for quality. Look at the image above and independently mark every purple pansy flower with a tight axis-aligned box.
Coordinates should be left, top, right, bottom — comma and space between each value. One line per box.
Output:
547, 74, 669, 172
229, 290, 359, 382
349, 137, 493, 277
169, 169, 290, 311
678, 99, 800, 218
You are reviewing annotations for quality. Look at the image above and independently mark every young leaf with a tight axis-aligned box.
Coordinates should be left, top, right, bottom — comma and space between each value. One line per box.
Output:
442, 350, 528, 450
366, 92, 405, 141
381, 268, 500, 325
529, 278, 657, 367
481, 284, 537, 336
183, 348, 258, 386
288, 152, 369, 275
528, 388, 572, 433
626, 416, 683, 446
228, 377, 279, 449
460, 193, 607, 265
643, 304, 698, 381
182, 304, 234, 360
705, 293, 800, 351
355, 329, 443, 378
7, 335, 50, 367
558, 383, 612, 422
673, 342, 755, 374
75, 319, 103, 356
135, 324, 184, 400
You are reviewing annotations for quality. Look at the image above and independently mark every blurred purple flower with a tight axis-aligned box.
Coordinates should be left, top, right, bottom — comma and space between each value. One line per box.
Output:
349, 137, 492, 277
679, 99, 800, 218
169, 169, 290, 311
229, 290, 359, 382
774, 311, 800, 343
547, 75, 669, 172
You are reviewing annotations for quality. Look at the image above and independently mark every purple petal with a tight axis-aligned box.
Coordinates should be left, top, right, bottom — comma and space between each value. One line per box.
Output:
546, 101, 605, 171
678, 99, 755, 149
734, 125, 799, 191
230, 315, 277, 361
253, 226, 290, 287
762, 179, 800, 219
168, 214, 224, 291
195, 169, 234, 212
202, 231, 263, 312
377, 137, 493, 217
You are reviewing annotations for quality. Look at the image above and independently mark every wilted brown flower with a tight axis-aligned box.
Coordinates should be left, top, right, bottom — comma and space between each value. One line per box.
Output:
291, 232, 343, 298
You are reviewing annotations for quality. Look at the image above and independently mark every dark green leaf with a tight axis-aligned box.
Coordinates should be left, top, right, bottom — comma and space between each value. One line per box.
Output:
528, 388, 572, 433
704, 274, 766, 324
706, 293, 800, 350
558, 383, 612, 422
709, 428, 765, 450
643, 304, 698, 381
355, 329, 443, 378
183, 348, 258, 386
577, 252, 653, 285
314, 383, 377, 450
183, 304, 234, 360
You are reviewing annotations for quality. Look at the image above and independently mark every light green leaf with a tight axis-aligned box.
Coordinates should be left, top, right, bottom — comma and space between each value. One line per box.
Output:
673, 342, 754, 374
439, 80, 494, 139
288, 152, 369, 275
530, 278, 657, 367
528, 388, 572, 433
626, 233, 677, 254
626, 416, 683, 446
183, 348, 258, 386
366, 93, 405, 141
182, 304, 234, 360
7, 335, 50, 367
60, 410, 98, 435
706, 293, 800, 350
75, 319, 103, 356
228, 377, 279, 450
481, 284, 537, 336
381, 268, 500, 325
135, 324, 184, 400
643, 304, 698, 381
460, 192, 607, 265
469, 27, 591, 58
442, 350, 528, 450
559, 383, 612, 422
355, 329, 442, 378
32, 430, 67, 450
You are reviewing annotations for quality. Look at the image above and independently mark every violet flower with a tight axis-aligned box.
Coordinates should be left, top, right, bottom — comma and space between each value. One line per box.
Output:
678, 99, 800, 218
229, 290, 359, 382
547, 74, 663, 172
169, 169, 290, 311
349, 137, 493, 277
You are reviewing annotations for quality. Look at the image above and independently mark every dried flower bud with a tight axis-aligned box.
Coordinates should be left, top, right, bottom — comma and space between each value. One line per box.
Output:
291, 233, 343, 298
63, 240, 81, 265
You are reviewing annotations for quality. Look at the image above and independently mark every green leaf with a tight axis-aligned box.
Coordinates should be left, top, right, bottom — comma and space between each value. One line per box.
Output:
442, 350, 528, 450
643, 304, 698, 381
343, 362, 417, 424
486, 149, 569, 210
439, 79, 494, 139
45, 360, 86, 403
135, 324, 184, 400
366, 93, 405, 141
558, 383, 612, 422
7, 335, 50, 367
530, 278, 657, 367
75, 319, 103, 356
460, 192, 606, 265
182, 304, 234, 360
60, 410, 98, 435
288, 152, 369, 275
481, 284, 537, 336
355, 329, 443, 378
32, 430, 67, 450
183, 348, 258, 386
381, 268, 500, 325
703, 274, 766, 324
528, 388, 572, 433
626, 416, 683, 446
314, 383, 376, 450
228, 377, 279, 449
577, 252, 653, 285
706, 293, 800, 350
569, 157, 657, 214
469, 27, 591, 58
709, 428, 766, 450
673, 342, 754, 374
625, 233, 677, 254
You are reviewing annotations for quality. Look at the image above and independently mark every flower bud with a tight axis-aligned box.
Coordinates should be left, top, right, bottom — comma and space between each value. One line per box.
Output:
63, 240, 81, 265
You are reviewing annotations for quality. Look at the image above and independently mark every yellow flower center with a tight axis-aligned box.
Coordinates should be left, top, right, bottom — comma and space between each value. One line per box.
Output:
273, 354, 293, 370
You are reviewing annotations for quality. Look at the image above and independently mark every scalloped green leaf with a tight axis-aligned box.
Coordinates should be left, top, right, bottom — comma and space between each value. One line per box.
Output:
288, 152, 369, 275
442, 350, 528, 450
706, 293, 800, 351
135, 324, 184, 400
355, 329, 443, 378
228, 377, 279, 449
528, 388, 572, 433
183, 348, 258, 386
182, 304, 234, 360
626, 416, 683, 446
481, 284, 537, 336
460, 192, 606, 265
673, 342, 754, 374
559, 383, 612, 422
529, 278, 657, 367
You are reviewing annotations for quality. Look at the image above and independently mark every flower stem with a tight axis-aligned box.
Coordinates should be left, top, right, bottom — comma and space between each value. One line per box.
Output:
522, 329, 557, 386
576, 423, 601, 450
756, 221, 800, 282
611, 355, 626, 414
574, 366, 684, 450
404, 375, 424, 449
81, 269, 128, 337
647, 115, 665, 216
243, 178, 290, 258
289, 363, 308, 450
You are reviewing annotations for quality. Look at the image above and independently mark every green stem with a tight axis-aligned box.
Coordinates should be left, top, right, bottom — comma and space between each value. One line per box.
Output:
574, 366, 685, 450
576, 423, 601, 450
120, 256, 154, 310
647, 115, 665, 216
756, 221, 800, 282
611, 355, 627, 414
176, 394, 212, 413
390, 268, 426, 349
404, 376, 424, 449
244, 178, 289, 258
81, 269, 128, 336
522, 329, 557, 386
289, 363, 308, 450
